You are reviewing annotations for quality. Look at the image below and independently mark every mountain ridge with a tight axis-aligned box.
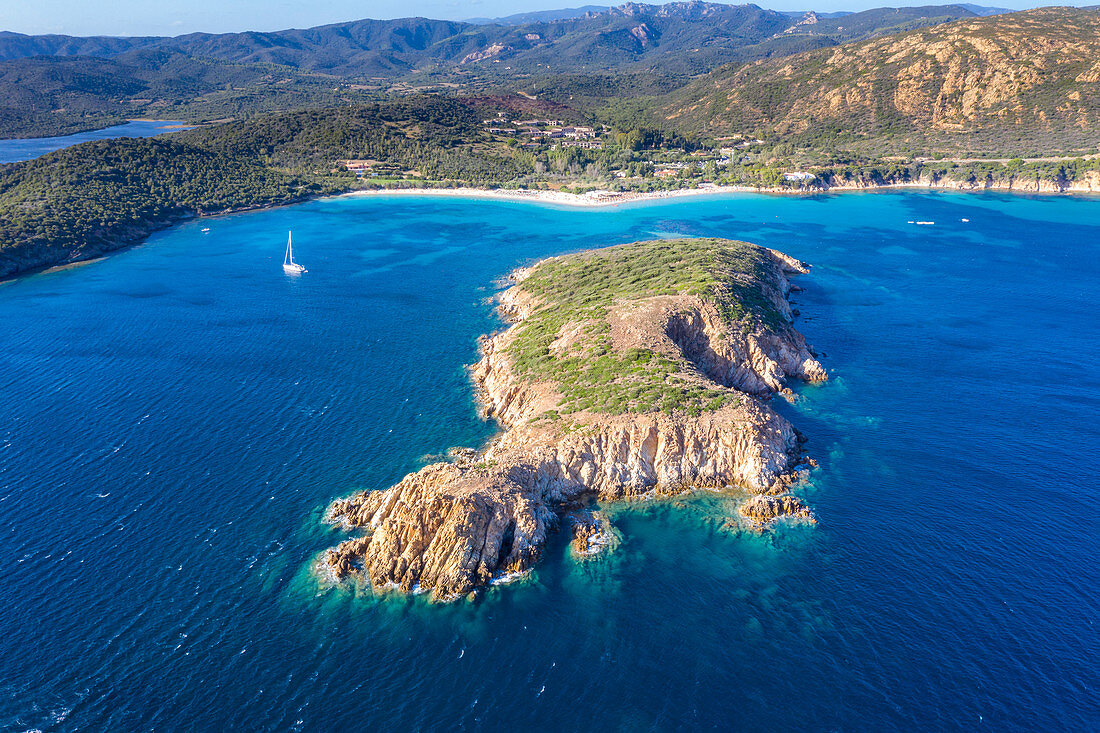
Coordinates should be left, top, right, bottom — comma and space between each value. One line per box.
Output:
0, 2, 980, 76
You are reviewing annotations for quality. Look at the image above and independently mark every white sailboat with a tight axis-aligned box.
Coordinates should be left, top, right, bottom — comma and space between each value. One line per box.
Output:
282, 231, 306, 274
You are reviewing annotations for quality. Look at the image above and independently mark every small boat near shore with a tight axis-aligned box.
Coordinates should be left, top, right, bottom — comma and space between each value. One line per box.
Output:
282, 231, 306, 274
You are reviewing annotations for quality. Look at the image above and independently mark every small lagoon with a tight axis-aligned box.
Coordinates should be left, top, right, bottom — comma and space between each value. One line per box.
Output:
0, 120, 194, 164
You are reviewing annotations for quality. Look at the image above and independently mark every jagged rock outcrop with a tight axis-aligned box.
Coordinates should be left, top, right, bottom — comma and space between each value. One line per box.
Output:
739, 494, 816, 528
568, 509, 615, 557
322, 238, 827, 600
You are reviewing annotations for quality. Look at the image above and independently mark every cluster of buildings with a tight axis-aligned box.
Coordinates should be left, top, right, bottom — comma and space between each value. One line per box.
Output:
519, 124, 601, 149
559, 139, 603, 149
654, 161, 692, 178
718, 140, 764, 157
481, 116, 603, 149
340, 160, 376, 176
337, 159, 408, 177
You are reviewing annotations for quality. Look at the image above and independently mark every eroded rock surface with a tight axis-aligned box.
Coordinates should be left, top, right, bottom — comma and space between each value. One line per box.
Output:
739, 494, 817, 529
322, 238, 827, 600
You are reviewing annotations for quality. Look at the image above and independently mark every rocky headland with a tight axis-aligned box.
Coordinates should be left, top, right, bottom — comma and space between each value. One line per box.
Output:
323, 238, 827, 600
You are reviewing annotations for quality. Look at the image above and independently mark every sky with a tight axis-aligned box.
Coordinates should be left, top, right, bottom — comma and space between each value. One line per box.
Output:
0, 0, 1081, 36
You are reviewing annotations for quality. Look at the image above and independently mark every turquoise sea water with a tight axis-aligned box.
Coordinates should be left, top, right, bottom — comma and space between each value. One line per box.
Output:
1, 191, 1097, 730
0, 121, 194, 164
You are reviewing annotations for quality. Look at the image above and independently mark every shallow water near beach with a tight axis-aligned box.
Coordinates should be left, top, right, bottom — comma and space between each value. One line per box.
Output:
1, 190, 1097, 730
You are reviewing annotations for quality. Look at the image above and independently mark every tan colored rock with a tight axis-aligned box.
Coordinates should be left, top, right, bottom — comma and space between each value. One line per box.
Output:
568, 509, 616, 558
739, 494, 816, 528
321, 240, 826, 600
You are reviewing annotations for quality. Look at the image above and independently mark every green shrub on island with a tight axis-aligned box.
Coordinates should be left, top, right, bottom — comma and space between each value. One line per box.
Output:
508, 239, 785, 416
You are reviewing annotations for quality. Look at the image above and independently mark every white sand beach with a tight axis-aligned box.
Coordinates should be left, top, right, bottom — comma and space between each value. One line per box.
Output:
343, 185, 765, 208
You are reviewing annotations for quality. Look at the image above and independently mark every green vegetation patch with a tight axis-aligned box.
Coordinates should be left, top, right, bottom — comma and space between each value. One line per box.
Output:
178, 98, 533, 184
509, 238, 784, 416
0, 137, 329, 278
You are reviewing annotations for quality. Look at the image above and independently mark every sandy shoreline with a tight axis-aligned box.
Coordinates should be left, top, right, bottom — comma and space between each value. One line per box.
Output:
343, 185, 764, 208
342, 180, 1100, 207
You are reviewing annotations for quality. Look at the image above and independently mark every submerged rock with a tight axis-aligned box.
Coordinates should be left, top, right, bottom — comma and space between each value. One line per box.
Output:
738, 494, 816, 529
568, 509, 617, 558
321, 238, 827, 600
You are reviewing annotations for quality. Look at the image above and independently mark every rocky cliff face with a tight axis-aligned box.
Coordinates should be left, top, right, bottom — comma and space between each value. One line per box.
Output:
322, 238, 827, 600
815, 169, 1100, 194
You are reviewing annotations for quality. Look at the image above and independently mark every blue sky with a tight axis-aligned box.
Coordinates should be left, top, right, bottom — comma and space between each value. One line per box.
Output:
0, 0, 1080, 36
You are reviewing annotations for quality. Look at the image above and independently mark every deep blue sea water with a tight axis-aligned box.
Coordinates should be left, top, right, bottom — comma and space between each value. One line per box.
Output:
0, 121, 194, 164
1, 191, 1097, 731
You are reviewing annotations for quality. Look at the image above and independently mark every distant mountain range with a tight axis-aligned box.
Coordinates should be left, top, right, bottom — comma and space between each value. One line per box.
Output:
955, 4, 1014, 16
465, 3, 1012, 25
466, 6, 612, 25
0, 2, 986, 76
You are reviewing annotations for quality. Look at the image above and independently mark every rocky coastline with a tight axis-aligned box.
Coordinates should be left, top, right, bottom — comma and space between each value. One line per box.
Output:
322, 238, 828, 601
817, 169, 1100, 195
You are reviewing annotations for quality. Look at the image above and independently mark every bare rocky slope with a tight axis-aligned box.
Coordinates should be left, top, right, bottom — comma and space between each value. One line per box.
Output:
663, 6, 1100, 155
322, 238, 827, 600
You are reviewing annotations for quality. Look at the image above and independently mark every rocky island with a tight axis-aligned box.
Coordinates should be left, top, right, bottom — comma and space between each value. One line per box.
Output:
323, 238, 827, 600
